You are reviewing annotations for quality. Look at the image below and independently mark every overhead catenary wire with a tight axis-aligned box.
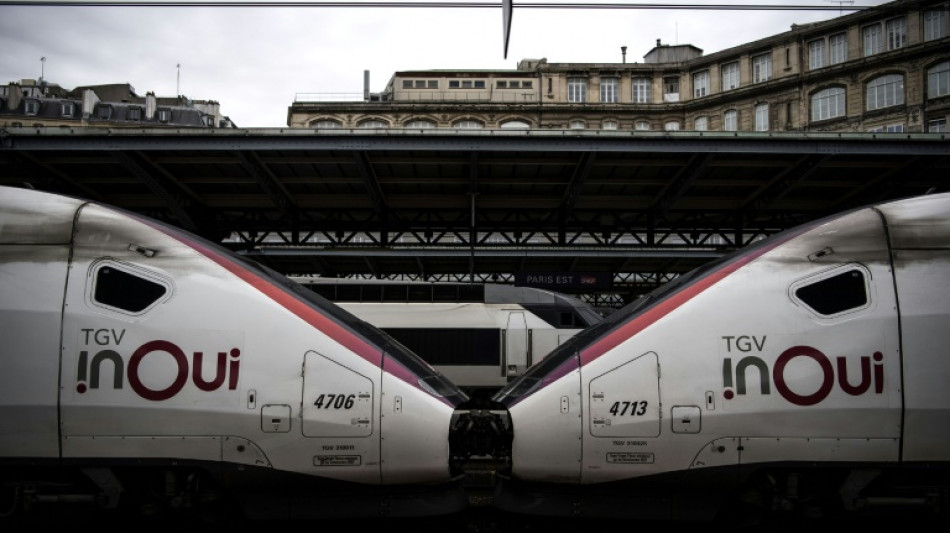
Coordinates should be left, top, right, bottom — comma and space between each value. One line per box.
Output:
0, 1, 881, 10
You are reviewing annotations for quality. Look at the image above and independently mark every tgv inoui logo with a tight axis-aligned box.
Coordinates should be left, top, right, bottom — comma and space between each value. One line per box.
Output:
76, 328, 241, 401
720, 335, 884, 406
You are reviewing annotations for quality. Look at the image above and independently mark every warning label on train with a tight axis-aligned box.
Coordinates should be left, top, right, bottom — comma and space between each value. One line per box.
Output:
606, 452, 654, 464
314, 455, 361, 466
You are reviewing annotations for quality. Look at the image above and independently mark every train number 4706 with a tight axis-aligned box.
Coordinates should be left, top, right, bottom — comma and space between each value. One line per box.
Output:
313, 393, 356, 409
609, 401, 648, 416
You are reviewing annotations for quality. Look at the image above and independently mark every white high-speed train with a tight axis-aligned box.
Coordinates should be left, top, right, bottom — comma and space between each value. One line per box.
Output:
473, 191, 950, 523
0, 186, 470, 522
295, 279, 604, 402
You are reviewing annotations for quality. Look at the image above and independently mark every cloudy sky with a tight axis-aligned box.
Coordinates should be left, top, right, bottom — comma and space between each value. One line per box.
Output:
1, 0, 890, 127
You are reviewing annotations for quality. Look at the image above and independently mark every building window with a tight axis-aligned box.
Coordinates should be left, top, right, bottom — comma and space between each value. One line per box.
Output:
96, 105, 113, 120
453, 120, 484, 129
694, 116, 708, 131
128, 107, 143, 121
867, 74, 905, 111
600, 77, 618, 103
925, 9, 950, 40
829, 33, 848, 65
568, 77, 587, 103
868, 123, 905, 133
808, 39, 826, 70
405, 119, 436, 128
358, 119, 388, 128
886, 17, 906, 50
602, 120, 618, 130
811, 87, 846, 121
60, 102, 74, 117
755, 103, 769, 131
569, 120, 586, 129
724, 109, 738, 131
928, 61, 950, 99
863, 24, 882, 56
449, 80, 486, 89
663, 76, 679, 102
311, 119, 341, 128
404, 79, 437, 89
500, 120, 530, 129
632, 77, 652, 103
156, 109, 171, 122
692, 70, 709, 98
24, 100, 39, 115
664, 121, 680, 131
752, 53, 772, 83
929, 118, 947, 132
635, 120, 651, 131
721, 62, 739, 91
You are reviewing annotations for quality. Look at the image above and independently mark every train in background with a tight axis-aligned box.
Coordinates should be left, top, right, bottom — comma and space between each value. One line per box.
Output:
0, 185, 471, 523
457, 191, 950, 524
294, 278, 604, 403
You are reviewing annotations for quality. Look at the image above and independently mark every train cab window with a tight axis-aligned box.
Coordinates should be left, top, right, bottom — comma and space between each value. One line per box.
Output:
90, 262, 171, 314
792, 267, 869, 316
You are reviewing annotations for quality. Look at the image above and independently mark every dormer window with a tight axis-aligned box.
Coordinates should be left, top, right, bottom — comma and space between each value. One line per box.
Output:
128, 107, 143, 121
95, 104, 113, 120
156, 108, 171, 122
60, 102, 75, 117
24, 100, 39, 115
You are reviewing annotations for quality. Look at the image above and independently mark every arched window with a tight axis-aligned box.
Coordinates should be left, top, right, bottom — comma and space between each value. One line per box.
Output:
453, 120, 484, 129
694, 116, 708, 131
357, 119, 388, 128
500, 120, 531, 129
602, 120, 618, 130
404, 119, 436, 128
664, 121, 680, 131
866, 74, 904, 111
311, 119, 341, 128
569, 120, 586, 129
635, 120, 651, 131
811, 87, 846, 121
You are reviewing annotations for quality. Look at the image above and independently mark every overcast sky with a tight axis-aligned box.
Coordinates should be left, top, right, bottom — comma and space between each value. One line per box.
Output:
1, 0, 891, 127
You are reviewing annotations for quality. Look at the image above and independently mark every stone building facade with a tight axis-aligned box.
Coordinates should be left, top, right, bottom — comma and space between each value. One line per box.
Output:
288, 0, 949, 134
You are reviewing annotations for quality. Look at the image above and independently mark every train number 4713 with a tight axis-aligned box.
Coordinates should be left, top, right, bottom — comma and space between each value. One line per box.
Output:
609, 401, 649, 416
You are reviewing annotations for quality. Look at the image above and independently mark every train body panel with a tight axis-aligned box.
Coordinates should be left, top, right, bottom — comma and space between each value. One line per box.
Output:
881, 193, 950, 463
487, 193, 950, 521
0, 186, 469, 520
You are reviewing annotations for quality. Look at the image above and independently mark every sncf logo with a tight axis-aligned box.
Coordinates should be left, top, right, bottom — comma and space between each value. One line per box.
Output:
720, 336, 884, 406
76, 328, 241, 401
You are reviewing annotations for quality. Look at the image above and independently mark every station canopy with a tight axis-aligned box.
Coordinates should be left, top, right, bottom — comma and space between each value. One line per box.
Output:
2, 127, 947, 306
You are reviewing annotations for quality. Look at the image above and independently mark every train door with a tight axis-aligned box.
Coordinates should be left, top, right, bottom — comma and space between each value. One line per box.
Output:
505, 311, 528, 377
885, 199, 950, 462
0, 239, 71, 459
582, 352, 661, 482
301, 351, 379, 481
